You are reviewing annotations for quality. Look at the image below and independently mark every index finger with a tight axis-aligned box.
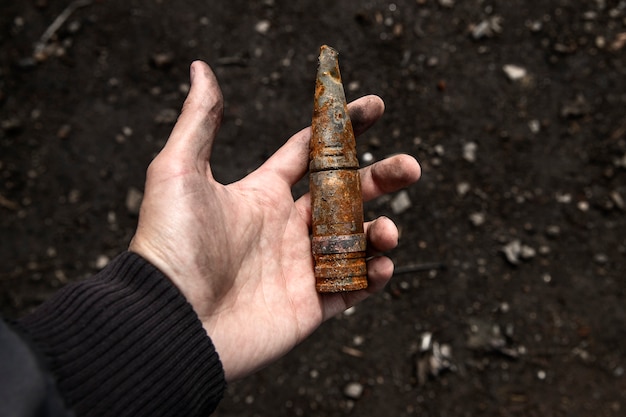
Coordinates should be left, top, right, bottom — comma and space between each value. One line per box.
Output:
294, 154, 421, 224
257, 95, 385, 187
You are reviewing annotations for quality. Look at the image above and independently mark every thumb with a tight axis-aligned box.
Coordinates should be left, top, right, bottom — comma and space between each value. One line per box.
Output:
162, 60, 224, 169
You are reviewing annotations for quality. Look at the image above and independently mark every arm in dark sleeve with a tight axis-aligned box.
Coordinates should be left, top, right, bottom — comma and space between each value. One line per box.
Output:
0, 320, 72, 417
12, 251, 226, 417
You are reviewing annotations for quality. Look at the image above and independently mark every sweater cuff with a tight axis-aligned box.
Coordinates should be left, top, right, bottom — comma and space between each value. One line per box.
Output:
15, 251, 226, 417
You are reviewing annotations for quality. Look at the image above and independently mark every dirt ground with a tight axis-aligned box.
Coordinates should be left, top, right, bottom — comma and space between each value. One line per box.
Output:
1, 0, 625, 416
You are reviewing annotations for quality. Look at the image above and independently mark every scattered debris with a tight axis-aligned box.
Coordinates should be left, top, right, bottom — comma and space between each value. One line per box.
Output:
469, 212, 486, 227
125, 187, 143, 215
33, 0, 93, 61
463, 142, 477, 163
457, 182, 471, 196
560, 95, 591, 119
501, 239, 536, 265
393, 262, 445, 275
610, 32, 626, 51
343, 382, 364, 400
415, 332, 455, 386
438, 0, 455, 8
467, 318, 521, 358
503, 64, 527, 81
343, 306, 357, 316
593, 253, 609, 265
390, 190, 412, 214
341, 346, 365, 358
361, 152, 374, 165
470, 16, 503, 39
151, 52, 175, 69
255, 20, 271, 35
1, 118, 23, 134
556, 192, 573, 203
0, 194, 19, 210
95, 255, 109, 269
528, 119, 541, 134
610, 191, 625, 210
56, 124, 72, 139
154, 108, 179, 124
545, 225, 561, 238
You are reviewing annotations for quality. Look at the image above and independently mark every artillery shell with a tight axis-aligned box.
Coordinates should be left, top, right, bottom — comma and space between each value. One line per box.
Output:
310, 45, 367, 292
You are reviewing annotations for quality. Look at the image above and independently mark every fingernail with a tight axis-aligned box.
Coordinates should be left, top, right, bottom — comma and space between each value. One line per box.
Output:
190, 64, 196, 84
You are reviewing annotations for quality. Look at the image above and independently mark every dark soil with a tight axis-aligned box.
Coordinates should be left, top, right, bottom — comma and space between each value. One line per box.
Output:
2, 1, 625, 416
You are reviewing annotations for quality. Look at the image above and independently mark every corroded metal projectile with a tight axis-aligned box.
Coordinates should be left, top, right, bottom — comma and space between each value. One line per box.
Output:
310, 45, 367, 293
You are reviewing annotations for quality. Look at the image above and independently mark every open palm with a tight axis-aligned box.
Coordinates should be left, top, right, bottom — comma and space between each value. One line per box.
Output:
129, 61, 421, 381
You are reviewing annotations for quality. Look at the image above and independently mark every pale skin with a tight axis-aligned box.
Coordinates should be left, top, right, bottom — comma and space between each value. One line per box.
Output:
129, 60, 421, 382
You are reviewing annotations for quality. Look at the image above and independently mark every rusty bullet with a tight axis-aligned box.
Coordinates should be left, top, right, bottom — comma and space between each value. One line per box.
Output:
310, 45, 367, 293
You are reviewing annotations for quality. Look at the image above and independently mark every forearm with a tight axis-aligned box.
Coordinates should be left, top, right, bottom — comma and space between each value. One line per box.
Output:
13, 252, 226, 417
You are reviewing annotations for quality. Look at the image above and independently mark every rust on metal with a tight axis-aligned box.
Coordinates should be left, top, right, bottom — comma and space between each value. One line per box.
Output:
310, 45, 367, 293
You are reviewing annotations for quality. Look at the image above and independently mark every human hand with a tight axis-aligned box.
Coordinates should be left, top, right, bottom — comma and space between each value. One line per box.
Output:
129, 61, 421, 381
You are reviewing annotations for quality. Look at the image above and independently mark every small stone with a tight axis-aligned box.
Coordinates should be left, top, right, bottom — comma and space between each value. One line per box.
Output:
520, 245, 536, 260
469, 212, 486, 226
347, 80, 360, 92
368, 136, 382, 148
610, 32, 626, 51
1, 118, 23, 133
57, 124, 72, 139
154, 108, 179, 124
95, 255, 109, 269
457, 182, 471, 196
68, 189, 80, 204
463, 142, 477, 163
556, 192, 572, 203
561, 95, 591, 119
539, 245, 551, 255
390, 190, 412, 214
151, 52, 174, 68
126, 187, 143, 215
594, 253, 608, 264
420, 332, 433, 352
503, 64, 527, 81
502, 240, 522, 265
68, 20, 81, 34
361, 152, 374, 164
528, 119, 541, 134
471, 17, 503, 39
610, 191, 625, 210
343, 382, 364, 400
343, 306, 357, 316
438, 0, 454, 8
255, 20, 271, 34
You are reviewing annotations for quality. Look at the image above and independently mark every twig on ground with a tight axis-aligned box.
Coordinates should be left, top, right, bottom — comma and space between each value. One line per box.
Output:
393, 262, 445, 275
33, 0, 94, 59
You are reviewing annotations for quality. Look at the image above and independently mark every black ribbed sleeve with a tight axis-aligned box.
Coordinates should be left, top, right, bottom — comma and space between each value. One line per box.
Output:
15, 252, 226, 417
